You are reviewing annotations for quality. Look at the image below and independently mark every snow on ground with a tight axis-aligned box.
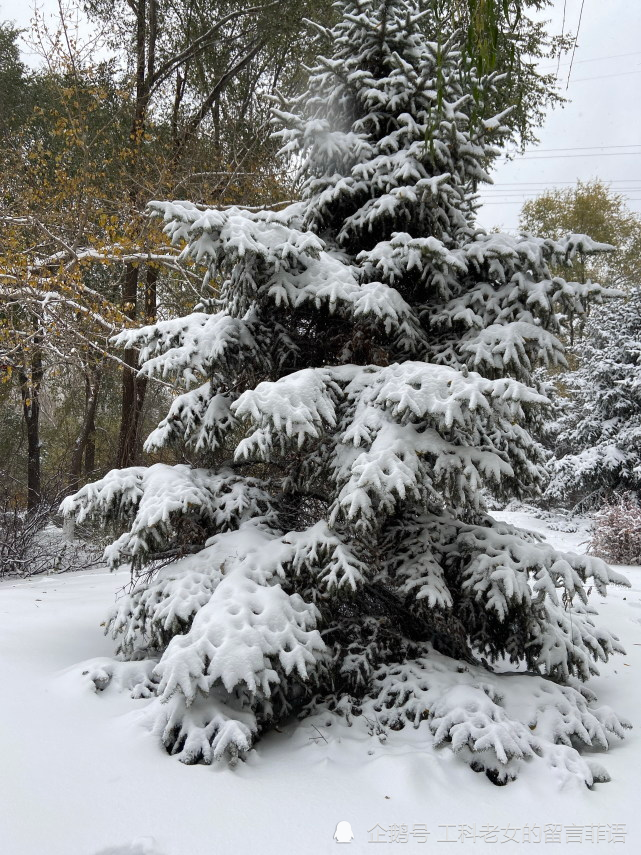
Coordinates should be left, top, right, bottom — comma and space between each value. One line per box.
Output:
0, 509, 639, 855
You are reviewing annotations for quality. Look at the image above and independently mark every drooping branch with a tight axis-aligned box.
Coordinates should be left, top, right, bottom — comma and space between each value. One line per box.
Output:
173, 38, 265, 160
149, 1, 279, 94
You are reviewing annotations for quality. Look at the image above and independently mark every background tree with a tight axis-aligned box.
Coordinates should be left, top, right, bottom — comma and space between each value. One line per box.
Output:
425, 0, 571, 149
1, 28, 134, 505
66, 0, 629, 787
545, 288, 641, 510
521, 179, 641, 289
0, 18, 194, 503
1, 1, 309, 502
81, 0, 339, 467
0, 22, 32, 134
520, 183, 641, 510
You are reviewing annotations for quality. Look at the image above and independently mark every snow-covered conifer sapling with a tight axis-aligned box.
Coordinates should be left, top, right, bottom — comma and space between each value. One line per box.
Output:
547, 287, 641, 510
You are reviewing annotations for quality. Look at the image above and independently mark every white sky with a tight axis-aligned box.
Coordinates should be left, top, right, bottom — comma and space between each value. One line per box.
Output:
2, 0, 641, 231
477, 0, 641, 231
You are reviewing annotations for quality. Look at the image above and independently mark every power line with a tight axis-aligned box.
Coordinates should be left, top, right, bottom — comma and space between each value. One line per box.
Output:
485, 190, 641, 195
487, 180, 641, 186
482, 191, 641, 198
483, 180, 641, 187
572, 67, 641, 83
540, 50, 641, 72
555, 0, 567, 78
566, 0, 586, 89
510, 152, 641, 161
481, 199, 641, 205
481, 197, 641, 202
491, 175, 641, 181
481, 183, 641, 192
484, 180, 641, 189
482, 194, 641, 199
482, 197, 641, 202
521, 144, 641, 154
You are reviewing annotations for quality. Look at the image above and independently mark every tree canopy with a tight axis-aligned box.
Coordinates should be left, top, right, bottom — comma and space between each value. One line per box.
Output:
521, 179, 641, 290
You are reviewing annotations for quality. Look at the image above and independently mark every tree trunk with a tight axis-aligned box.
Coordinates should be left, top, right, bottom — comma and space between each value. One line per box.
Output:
84, 395, 97, 477
19, 337, 43, 510
117, 0, 156, 468
117, 265, 157, 467
69, 365, 102, 491
133, 265, 158, 460
117, 261, 141, 467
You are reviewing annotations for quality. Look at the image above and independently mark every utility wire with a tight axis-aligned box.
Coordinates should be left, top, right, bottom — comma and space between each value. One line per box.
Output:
481, 198, 641, 205
511, 152, 641, 160
540, 49, 641, 72
520, 144, 641, 154
572, 68, 641, 83
567, 0, 586, 89
482, 191, 641, 197
482, 188, 641, 195
488, 179, 641, 186
483, 193, 641, 198
484, 192, 641, 196
555, 0, 567, 79
555, 0, 567, 78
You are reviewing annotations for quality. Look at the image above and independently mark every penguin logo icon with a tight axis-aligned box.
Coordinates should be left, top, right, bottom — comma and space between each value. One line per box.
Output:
334, 821, 354, 843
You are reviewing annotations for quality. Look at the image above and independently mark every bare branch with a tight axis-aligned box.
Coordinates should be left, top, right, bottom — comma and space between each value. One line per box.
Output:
150, 1, 278, 92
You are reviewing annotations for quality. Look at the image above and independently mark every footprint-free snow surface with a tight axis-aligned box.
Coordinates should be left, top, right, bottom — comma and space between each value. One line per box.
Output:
0, 509, 639, 854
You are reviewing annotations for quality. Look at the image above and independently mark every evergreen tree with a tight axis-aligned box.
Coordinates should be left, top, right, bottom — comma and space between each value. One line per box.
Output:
64, 0, 630, 784
0, 24, 30, 135
546, 289, 641, 509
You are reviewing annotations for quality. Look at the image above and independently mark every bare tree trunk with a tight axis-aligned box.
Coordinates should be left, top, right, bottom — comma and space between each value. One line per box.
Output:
117, 265, 158, 467
19, 335, 43, 510
133, 265, 158, 460
117, 0, 156, 469
69, 365, 102, 491
118, 353, 148, 468
117, 261, 141, 467
84, 385, 97, 477
118, 353, 137, 468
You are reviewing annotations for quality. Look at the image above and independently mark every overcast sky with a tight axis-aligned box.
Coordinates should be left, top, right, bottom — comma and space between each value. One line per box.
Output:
477, 0, 641, 231
2, 0, 641, 232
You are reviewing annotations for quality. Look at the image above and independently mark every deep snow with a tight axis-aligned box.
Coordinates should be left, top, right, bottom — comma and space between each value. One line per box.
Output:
0, 509, 639, 855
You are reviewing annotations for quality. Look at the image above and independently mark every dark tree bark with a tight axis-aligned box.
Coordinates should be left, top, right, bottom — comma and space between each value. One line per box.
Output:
69, 365, 102, 491
83, 397, 97, 477
117, 264, 158, 466
117, 0, 155, 468
18, 335, 43, 510
118, 262, 142, 467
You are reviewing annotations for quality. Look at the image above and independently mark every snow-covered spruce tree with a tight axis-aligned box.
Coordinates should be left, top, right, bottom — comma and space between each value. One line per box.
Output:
64, 0, 630, 784
547, 288, 641, 509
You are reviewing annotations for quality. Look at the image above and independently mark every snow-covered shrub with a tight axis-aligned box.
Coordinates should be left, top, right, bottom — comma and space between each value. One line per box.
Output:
546, 288, 641, 509
64, 0, 629, 784
590, 493, 641, 565
0, 499, 99, 578
0, 502, 50, 577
